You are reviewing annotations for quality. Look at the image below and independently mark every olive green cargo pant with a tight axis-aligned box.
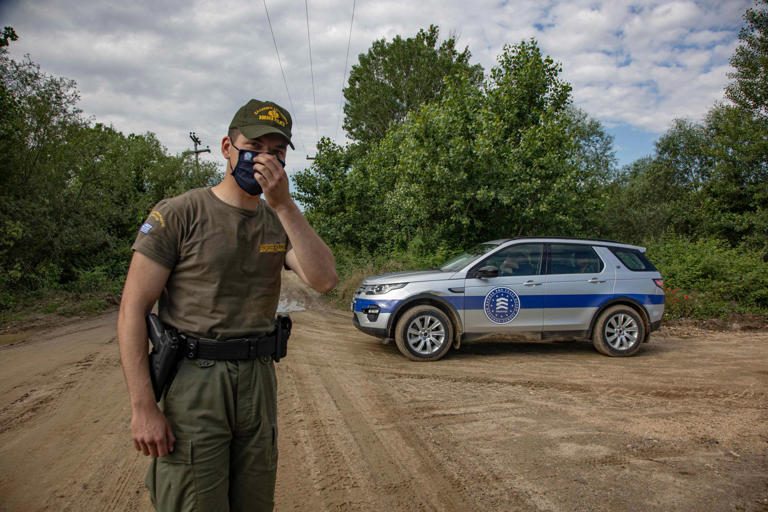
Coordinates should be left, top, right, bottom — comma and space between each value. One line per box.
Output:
145, 356, 278, 512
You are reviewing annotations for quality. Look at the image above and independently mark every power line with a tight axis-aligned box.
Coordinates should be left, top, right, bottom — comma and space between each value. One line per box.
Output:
335, 0, 356, 141
262, 0, 296, 125
262, 0, 307, 157
305, 0, 319, 139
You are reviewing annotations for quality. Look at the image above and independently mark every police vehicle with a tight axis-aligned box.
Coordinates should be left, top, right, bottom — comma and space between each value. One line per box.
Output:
352, 238, 665, 361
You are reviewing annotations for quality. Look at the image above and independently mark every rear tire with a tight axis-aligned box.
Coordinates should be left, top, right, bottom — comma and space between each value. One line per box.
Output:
592, 305, 645, 357
394, 305, 454, 361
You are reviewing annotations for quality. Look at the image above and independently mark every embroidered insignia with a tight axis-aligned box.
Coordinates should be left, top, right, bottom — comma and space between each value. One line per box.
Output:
149, 210, 165, 227
260, 243, 287, 253
254, 106, 288, 127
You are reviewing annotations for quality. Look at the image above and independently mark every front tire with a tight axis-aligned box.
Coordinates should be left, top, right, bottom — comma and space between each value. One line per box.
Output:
394, 305, 454, 361
592, 305, 645, 357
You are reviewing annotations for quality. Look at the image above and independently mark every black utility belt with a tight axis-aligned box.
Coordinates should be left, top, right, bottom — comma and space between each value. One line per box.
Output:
178, 315, 292, 363
180, 333, 278, 360
147, 314, 292, 402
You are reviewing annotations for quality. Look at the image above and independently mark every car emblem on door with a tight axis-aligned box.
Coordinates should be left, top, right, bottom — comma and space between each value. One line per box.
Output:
484, 287, 521, 324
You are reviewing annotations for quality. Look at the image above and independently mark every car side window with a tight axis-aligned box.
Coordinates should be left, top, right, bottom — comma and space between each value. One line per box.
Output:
610, 248, 658, 271
547, 244, 604, 274
481, 244, 543, 276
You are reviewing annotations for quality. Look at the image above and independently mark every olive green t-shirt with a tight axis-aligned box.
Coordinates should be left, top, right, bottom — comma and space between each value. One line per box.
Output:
132, 188, 290, 339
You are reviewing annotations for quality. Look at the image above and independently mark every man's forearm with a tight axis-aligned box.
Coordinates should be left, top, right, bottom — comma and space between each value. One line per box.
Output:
117, 304, 157, 410
275, 200, 337, 293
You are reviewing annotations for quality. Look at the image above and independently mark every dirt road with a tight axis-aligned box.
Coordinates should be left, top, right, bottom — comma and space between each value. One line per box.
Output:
1, 274, 766, 511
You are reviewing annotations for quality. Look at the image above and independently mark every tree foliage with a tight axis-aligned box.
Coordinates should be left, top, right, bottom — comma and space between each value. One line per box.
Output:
726, 0, 768, 118
1, 27, 18, 48
298, 39, 614, 256
0, 38, 219, 309
342, 25, 483, 145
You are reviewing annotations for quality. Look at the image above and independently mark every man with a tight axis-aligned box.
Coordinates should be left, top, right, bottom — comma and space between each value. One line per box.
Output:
117, 99, 337, 511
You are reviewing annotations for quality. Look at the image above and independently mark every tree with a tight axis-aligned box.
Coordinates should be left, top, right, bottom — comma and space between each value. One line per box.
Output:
485, 40, 572, 145
701, 104, 768, 249
0, 46, 219, 307
1, 27, 17, 48
599, 119, 710, 245
601, 106, 767, 251
726, 0, 768, 118
343, 25, 483, 145
298, 39, 614, 256
0, 45, 85, 292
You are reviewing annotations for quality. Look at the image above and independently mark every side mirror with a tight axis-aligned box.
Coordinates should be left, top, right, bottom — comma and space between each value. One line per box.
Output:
475, 265, 499, 279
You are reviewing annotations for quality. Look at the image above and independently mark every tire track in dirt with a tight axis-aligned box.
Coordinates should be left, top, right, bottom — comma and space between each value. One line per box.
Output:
0, 351, 98, 434
278, 361, 378, 511
362, 366, 768, 406
316, 366, 476, 511
365, 369, 571, 512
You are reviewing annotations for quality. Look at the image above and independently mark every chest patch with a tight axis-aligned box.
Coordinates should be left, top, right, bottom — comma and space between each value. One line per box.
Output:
260, 243, 286, 253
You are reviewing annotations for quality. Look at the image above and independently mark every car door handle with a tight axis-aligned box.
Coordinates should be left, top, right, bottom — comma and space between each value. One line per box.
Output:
587, 277, 606, 284
523, 280, 543, 287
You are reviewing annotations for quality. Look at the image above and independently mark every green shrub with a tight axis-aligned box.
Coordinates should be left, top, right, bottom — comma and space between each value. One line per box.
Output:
68, 266, 110, 294
329, 244, 444, 309
646, 236, 768, 318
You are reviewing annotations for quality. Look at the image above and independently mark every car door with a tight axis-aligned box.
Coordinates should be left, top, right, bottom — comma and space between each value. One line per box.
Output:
541, 243, 616, 333
463, 243, 546, 335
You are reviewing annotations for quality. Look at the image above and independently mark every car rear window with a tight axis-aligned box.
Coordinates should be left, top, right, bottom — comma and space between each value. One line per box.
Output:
610, 248, 657, 271
547, 244, 604, 274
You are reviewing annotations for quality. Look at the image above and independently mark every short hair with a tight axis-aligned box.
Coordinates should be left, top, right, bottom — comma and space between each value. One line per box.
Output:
228, 127, 241, 143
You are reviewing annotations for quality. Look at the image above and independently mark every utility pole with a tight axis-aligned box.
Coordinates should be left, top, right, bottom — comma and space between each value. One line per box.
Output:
188, 132, 211, 172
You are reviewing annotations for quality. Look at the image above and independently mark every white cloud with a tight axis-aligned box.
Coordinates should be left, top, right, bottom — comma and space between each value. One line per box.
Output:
0, 0, 753, 171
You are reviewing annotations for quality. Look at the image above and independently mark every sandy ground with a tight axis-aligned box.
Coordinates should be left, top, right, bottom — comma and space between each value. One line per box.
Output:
0, 273, 767, 511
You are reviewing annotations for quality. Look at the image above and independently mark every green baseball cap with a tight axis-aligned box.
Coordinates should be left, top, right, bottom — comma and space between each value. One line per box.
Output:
229, 99, 294, 149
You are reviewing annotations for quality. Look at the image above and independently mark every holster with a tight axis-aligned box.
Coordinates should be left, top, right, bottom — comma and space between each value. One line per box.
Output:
273, 314, 292, 363
146, 313, 182, 402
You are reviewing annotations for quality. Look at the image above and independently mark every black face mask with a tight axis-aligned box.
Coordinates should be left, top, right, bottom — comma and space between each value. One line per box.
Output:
230, 144, 286, 196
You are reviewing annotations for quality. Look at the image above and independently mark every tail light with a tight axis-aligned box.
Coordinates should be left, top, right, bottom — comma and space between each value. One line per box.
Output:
653, 278, 664, 289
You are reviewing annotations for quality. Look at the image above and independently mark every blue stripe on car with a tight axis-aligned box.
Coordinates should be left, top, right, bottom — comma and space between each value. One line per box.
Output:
465, 293, 664, 309
353, 294, 663, 313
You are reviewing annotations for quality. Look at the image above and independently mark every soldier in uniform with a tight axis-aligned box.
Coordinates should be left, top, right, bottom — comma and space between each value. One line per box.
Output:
117, 99, 337, 511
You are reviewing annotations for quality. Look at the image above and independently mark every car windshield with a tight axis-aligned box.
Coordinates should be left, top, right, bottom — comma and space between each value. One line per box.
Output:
440, 243, 500, 272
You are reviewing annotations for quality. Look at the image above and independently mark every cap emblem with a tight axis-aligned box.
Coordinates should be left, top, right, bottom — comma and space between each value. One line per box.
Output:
255, 106, 288, 127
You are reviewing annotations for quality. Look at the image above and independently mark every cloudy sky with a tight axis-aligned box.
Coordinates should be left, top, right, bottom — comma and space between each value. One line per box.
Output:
1, 0, 752, 174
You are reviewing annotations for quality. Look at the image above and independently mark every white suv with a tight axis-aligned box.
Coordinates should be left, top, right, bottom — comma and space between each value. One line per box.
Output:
352, 238, 665, 361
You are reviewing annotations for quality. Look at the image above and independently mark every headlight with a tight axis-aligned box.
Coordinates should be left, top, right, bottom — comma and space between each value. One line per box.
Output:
364, 283, 407, 295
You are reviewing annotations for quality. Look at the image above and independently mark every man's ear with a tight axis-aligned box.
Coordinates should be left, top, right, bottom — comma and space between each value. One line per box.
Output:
221, 136, 232, 159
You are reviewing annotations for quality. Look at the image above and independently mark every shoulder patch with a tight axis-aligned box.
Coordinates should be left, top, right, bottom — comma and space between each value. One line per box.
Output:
140, 223, 153, 234
149, 210, 165, 227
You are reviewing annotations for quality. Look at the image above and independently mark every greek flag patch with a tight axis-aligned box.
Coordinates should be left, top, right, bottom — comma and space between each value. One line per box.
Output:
140, 222, 153, 234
